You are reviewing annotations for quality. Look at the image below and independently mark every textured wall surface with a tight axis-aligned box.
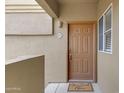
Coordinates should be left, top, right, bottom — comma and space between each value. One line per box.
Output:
5, 55, 44, 93
6, 17, 68, 86
6, 1, 97, 87
97, 0, 119, 93
6, 1, 119, 92
59, 3, 97, 22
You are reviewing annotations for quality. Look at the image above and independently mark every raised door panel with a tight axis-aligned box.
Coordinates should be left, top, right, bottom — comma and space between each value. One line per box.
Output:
69, 23, 94, 81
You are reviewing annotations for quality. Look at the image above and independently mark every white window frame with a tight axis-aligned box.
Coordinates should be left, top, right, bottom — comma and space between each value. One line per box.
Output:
98, 3, 113, 54
98, 16, 104, 52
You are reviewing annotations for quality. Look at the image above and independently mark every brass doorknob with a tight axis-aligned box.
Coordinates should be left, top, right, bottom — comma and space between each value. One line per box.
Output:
69, 54, 72, 60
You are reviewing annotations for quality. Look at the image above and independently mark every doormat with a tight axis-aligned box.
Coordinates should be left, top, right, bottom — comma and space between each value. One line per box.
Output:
68, 83, 93, 92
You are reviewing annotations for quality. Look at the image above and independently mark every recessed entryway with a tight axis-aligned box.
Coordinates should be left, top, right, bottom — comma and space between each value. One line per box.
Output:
68, 22, 97, 82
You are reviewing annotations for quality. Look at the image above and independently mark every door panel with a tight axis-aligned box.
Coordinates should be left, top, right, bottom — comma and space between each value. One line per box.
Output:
68, 23, 96, 81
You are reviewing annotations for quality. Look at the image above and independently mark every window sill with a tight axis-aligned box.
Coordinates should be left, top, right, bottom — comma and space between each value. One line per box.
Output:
98, 51, 112, 54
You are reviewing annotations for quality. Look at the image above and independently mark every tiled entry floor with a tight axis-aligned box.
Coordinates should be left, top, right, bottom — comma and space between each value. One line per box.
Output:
45, 83, 102, 93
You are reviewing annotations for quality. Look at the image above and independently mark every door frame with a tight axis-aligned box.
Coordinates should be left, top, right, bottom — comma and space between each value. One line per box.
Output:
67, 21, 97, 83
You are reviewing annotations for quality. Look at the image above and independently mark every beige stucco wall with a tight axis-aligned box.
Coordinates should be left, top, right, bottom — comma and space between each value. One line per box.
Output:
59, 3, 97, 22
6, 1, 119, 92
45, 0, 59, 16
36, 0, 59, 17
6, 2, 97, 86
5, 55, 44, 93
6, 17, 68, 86
97, 0, 119, 93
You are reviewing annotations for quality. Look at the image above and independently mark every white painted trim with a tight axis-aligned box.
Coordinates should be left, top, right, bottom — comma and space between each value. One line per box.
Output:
105, 28, 112, 33
98, 51, 112, 54
5, 54, 44, 65
98, 3, 113, 54
99, 3, 113, 19
5, 4, 45, 13
103, 15, 105, 52
97, 19, 99, 51
97, 14, 104, 53
104, 4, 113, 54
97, 15, 104, 52
111, 3, 113, 54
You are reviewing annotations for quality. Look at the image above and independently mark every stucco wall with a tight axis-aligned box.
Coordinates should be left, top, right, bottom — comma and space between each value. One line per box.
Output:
97, 0, 119, 93
36, 0, 59, 17
6, 17, 68, 86
6, 1, 118, 92
59, 3, 97, 22
6, 2, 97, 86
5, 55, 44, 93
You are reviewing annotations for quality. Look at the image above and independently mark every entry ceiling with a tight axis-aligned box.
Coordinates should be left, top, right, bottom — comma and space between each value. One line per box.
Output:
57, 0, 98, 4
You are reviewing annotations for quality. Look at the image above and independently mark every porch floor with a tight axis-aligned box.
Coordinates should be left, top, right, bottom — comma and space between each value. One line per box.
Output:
45, 83, 101, 93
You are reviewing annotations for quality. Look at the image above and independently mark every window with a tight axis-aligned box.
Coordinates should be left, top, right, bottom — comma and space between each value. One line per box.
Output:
99, 16, 104, 51
98, 5, 112, 53
104, 8, 112, 52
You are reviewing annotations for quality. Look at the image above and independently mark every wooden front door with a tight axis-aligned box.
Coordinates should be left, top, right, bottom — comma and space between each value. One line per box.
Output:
68, 22, 96, 82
